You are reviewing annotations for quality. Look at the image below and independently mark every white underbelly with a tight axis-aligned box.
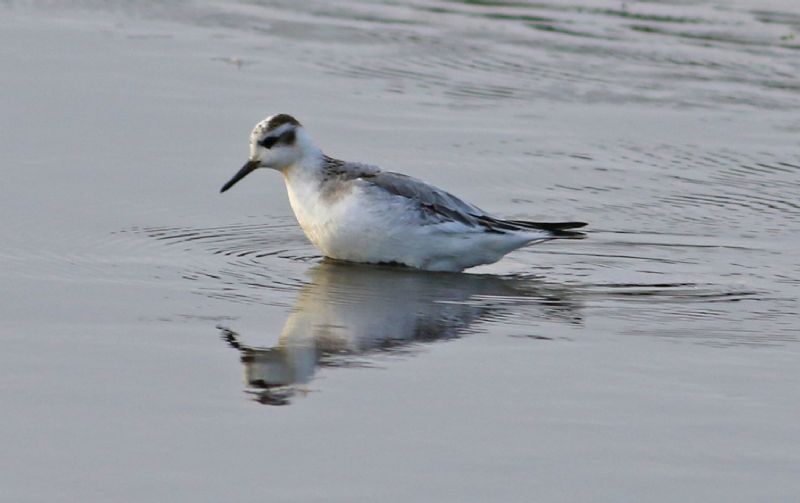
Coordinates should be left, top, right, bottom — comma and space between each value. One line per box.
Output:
286, 180, 537, 271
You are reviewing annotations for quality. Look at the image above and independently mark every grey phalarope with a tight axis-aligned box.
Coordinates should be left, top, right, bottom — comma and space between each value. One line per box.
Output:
221, 114, 587, 272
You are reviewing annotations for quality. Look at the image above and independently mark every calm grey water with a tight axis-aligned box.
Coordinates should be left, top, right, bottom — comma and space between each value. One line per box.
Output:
2, 1, 799, 501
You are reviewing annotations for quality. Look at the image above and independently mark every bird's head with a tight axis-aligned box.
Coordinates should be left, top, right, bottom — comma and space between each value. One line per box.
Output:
221, 114, 315, 193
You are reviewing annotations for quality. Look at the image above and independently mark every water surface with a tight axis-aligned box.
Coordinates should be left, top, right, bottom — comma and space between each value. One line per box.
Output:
1, 1, 799, 501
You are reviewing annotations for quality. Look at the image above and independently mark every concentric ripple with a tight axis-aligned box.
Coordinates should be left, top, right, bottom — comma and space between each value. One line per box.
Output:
133, 216, 318, 306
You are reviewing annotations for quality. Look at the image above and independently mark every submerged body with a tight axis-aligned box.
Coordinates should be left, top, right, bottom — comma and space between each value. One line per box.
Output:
221, 114, 586, 272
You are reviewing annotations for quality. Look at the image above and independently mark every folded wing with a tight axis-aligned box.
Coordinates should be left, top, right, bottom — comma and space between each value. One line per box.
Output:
325, 157, 587, 236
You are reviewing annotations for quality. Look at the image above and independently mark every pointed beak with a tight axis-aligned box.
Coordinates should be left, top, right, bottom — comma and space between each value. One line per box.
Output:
220, 160, 260, 193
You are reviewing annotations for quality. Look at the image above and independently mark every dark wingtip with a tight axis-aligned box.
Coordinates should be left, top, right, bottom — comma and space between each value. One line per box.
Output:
505, 220, 588, 231
549, 229, 587, 239
542, 221, 587, 230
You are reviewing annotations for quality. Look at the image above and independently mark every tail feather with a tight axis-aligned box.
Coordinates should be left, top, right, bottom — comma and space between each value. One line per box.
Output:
505, 220, 587, 231
474, 215, 588, 238
504, 219, 587, 238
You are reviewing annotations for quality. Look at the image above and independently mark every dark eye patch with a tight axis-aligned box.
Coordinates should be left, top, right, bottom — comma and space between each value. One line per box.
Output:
259, 129, 296, 149
259, 135, 278, 149
281, 129, 296, 145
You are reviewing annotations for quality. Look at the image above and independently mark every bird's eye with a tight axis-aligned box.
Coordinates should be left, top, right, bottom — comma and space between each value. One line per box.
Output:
259, 135, 278, 149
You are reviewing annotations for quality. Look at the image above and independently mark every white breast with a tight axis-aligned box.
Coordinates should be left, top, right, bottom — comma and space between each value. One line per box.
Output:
285, 173, 408, 260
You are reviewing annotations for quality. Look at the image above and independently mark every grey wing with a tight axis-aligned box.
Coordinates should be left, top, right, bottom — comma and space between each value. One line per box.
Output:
333, 158, 586, 234
360, 171, 498, 229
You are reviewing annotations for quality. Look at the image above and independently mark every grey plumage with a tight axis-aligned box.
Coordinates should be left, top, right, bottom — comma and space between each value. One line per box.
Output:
320, 156, 586, 235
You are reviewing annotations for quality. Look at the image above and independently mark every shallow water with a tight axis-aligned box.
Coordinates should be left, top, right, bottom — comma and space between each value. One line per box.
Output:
2, 1, 799, 501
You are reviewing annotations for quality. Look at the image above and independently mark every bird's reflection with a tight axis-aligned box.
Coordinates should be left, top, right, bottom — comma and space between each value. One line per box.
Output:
220, 260, 581, 405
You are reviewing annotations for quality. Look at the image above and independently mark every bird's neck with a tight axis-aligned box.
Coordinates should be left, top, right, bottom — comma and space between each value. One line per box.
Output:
282, 146, 323, 176
282, 151, 331, 242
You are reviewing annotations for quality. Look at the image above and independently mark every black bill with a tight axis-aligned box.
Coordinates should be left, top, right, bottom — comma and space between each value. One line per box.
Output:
220, 160, 260, 193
